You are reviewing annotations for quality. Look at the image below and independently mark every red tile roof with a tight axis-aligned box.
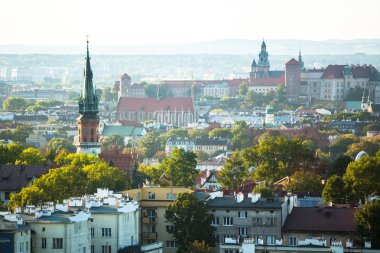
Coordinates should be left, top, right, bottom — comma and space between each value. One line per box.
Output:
283, 207, 357, 233
321, 65, 346, 79
116, 120, 143, 127
249, 75, 285, 86
286, 58, 300, 65
117, 97, 194, 112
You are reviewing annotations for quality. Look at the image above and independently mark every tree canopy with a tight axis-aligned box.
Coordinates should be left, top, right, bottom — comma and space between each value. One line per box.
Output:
217, 150, 247, 190
165, 192, 215, 253
355, 200, 380, 248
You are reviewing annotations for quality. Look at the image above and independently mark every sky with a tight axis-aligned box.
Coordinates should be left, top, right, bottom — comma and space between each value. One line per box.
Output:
2, 0, 380, 45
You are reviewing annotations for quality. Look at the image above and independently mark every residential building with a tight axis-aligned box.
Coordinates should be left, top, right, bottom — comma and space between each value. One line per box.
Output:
203, 83, 229, 98
14, 115, 49, 125
25, 133, 47, 148
165, 138, 195, 157
123, 186, 193, 253
0, 214, 31, 253
0, 164, 51, 204
282, 207, 360, 248
117, 97, 196, 128
194, 138, 228, 155
76, 40, 101, 155
19, 208, 91, 253
205, 192, 294, 247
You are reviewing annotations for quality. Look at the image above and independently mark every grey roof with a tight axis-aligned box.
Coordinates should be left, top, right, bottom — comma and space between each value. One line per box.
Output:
88, 206, 119, 214
195, 138, 228, 146
0, 164, 51, 191
20, 211, 74, 223
206, 196, 283, 209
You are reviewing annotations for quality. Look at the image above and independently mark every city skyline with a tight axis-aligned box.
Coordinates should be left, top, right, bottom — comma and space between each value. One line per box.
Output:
1, 0, 380, 46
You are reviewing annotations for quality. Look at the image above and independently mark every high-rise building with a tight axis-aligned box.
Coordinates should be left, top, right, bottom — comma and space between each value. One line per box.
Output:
76, 39, 100, 155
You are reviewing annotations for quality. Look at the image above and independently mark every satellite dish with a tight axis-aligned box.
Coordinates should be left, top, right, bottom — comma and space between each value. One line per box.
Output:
355, 151, 368, 161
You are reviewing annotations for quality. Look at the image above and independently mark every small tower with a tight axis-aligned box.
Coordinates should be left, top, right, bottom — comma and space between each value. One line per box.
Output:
361, 89, 369, 111
119, 73, 131, 99
265, 104, 275, 125
298, 50, 305, 71
257, 40, 270, 75
76, 38, 101, 155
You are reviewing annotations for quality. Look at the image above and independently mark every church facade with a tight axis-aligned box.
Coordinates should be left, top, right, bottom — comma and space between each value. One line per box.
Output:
117, 97, 196, 128
76, 40, 101, 155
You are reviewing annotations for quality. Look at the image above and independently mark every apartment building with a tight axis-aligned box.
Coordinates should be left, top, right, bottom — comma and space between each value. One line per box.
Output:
123, 186, 193, 253
0, 214, 31, 253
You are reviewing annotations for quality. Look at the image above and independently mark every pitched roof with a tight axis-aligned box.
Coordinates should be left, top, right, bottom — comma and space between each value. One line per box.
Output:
195, 138, 228, 146
283, 207, 357, 233
286, 58, 300, 65
102, 125, 144, 137
321, 65, 346, 79
249, 74, 285, 86
117, 97, 194, 112
0, 164, 51, 191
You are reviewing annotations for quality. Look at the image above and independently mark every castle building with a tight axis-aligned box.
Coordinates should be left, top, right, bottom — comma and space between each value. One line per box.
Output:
248, 40, 285, 95
285, 58, 301, 102
118, 73, 146, 100
76, 39, 101, 155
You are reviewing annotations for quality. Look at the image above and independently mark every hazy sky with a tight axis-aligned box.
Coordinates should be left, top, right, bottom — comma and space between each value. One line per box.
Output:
2, 0, 380, 45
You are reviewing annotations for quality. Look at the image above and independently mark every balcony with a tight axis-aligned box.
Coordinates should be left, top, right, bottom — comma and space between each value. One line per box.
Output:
143, 232, 157, 240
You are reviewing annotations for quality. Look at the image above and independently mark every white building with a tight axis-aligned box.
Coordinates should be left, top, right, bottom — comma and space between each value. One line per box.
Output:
0, 213, 31, 253
203, 82, 229, 98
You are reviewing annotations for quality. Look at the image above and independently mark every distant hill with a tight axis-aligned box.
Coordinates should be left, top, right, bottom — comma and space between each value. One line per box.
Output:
1, 39, 380, 55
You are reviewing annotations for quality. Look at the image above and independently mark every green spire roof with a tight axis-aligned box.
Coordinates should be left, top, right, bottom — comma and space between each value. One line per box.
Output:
78, 38, 99, 116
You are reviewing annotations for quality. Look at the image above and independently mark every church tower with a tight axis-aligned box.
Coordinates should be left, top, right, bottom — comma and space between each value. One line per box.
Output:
298, 50, 305, 71
257, 40, 270, 74
76, 38, 100, 155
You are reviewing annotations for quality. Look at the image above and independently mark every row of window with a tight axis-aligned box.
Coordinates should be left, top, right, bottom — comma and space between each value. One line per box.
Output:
41, 238, 63, 249
147, 192, 178, 200
89, 228, 111, 237
212, 217, 276, 226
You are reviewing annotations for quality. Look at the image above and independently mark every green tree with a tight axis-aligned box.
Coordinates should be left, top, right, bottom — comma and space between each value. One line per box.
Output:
138, 131, 164, 158
330, 134, 359, 156
165, 192, 215, 253
346, 140, 380, 158
159, 148, 198, 187
327, 154, 352, 177
162, 129, 189, 142
83, 162, 127, 193
220, 97, 240, 109
322, 175, 347, 204
16, 147, 46, 165
12, 126, 33, 144
231, 122, 250, 149
0, 143, 23, 164
46, 138, 76, 154
208, 128, 233, 139
344, 153, 380, 203
217, 150, 247, 190
239, 82, 248, 96
287, 170, 323, 194
195, 150, 209, 162
129, 161, 147, 189
242, 136, 314, 183
345, 86, 364, 101
101, 135, 125, 151
54, 151, 102, 167
143, 83, 158, 98
354, 201, 380, 247
3, 97, 28, 111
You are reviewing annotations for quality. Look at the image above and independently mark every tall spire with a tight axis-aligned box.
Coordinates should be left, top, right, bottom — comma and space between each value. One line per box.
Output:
78, 36, 99, 116
298, 49, 305, 71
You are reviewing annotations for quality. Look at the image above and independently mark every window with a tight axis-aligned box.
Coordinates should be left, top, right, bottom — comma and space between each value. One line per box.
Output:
42, 227, 45, 232
91, 129, 94, 135
289, 236, 297, 246
147, 209, 155, 218
223, 217, 233, 226
239, 227, 248, 236
53, 238, 63, 249
211, 217, 219, 226
148, 192, 156, 200
102, 228, 111, 237
166, 225, 174, 232
41, 238, 46, 248
4, 191, 10, 200
166, 241, 176, 248
173, 193, 177, 200
102, 245, 111, 253
267, 218, 276, 226
253, 217, 262, 226
267, 235, 275, 245
238, 211, 247, 218
91, 228, 94, 237
91, 245, 95, 253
